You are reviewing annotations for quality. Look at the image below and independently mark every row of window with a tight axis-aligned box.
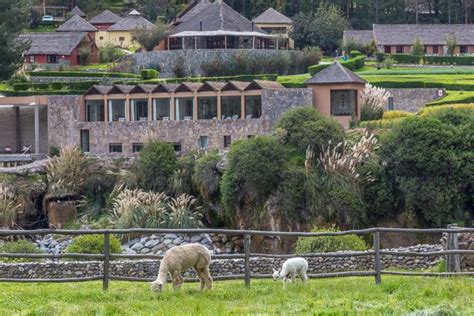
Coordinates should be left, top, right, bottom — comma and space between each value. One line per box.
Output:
80, 129, 246, 154
85, 96, 262, 122
28, 55, 59, 63
384, 45, 470, 54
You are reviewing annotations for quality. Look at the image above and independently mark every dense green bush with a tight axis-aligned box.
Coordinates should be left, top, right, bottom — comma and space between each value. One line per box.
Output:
140, 69, 158, 80
295, 227, 368, 253
0, 240, 43, 262
308, 63, 331, 75
424, 55, 474, 65
380, 116, 473, 226
221, 136, 285, 227
274, 107, 345, 156
375, 52, 385, 63
390, 54, 422, 64
65, 234, 121, 255
135, 141, 177, 193
99, 44, 126, 63
13, 80, 100, 92
193, 152, 221, 200
349, 50, 363, 58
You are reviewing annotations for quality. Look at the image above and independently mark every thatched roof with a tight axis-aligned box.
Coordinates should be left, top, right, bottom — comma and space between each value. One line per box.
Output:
18, 32, 89, 55
70, 6, 86, 18
253, 8, 293, 25
90, 10, 121, 25
57, 15, 97, 32
108, 11, 154, 31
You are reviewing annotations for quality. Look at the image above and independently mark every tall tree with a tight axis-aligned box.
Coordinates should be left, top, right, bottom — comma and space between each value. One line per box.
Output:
0, 0, 30, 80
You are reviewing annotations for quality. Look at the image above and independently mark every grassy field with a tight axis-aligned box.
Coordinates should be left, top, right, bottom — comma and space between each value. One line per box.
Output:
0, 277, 472, 315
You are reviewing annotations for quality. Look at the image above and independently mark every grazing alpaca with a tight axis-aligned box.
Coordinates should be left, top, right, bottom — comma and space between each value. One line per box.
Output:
272, 257, 308, 288
150, 243, 213, 292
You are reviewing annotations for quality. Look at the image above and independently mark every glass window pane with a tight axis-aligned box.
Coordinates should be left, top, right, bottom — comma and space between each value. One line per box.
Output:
221, 96, 241, 119
245, 96, 262, 119
153, 98, 170, 120
108, 99, 125, 122
198, 97, 217, 120
175, 98, 194, 121
86, 100, 104, 122
330, 90, 356, 116
199, 136, 209, 149
131, 99, 148, 121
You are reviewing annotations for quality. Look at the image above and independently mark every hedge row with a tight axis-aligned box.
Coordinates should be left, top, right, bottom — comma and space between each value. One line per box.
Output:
1, 90, 85, 96
131, 73, 279, 85
13, 81, 99, 91
28, 71, 140, 78
308, 55, 365, 76
382, 54, 474, 65
140, 69, 158, 80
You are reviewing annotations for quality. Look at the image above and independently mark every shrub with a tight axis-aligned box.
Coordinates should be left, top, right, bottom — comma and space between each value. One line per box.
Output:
375, 52, 385, 63
140, 69, 158, 80
383, 110, 414, 119
221, 136, 285, 227
390, 54, 422, 64
358, 117, 407, 128
423, 55, 474, 65
134, 21, 167, 51
274, 107, 345, 156
99, 44, 126, 63
308, 55, 365, 75
411, 38, 425, 57
135, 141, 177, 193
78, 47, 91, 65
0, 240, 43, 262
419, 103, 474, 116
446, 34, 457, 56
65, 234, 121, 255
360, 83, 389, 121
161, 194, 203, 228
45, 145, 93, 197
193, 151, 221, 200
12, 83, 31, 91
0, 183, 20, 228
383, 56, 395, 69
295, 227, 368, 253
173, 57, 187, 78
349, 50, 363, 58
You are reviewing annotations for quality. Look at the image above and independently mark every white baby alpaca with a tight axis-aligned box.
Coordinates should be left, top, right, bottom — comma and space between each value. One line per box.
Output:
272, 257, 308, 287
150, 243, 213, 292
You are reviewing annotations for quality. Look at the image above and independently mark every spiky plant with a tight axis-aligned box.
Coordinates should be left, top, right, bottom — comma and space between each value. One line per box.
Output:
162, 194, 203, 228
0, 183, 20, 228
45, 145, 93, 197
360, 84, 390, 121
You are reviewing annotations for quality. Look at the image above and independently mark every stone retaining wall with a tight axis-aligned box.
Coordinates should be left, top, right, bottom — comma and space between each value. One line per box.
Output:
0, 245, 447, 280
29, 77, 135, 84
127, 50, 306, 78
386, 88, 443, 112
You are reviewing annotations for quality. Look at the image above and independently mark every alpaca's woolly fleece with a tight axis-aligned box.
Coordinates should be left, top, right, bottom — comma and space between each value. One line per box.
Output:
272, 257, 308, 288
151, 243, 213, 292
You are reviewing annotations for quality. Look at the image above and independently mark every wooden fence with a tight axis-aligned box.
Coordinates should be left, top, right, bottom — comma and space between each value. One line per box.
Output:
0, 227, 473, 291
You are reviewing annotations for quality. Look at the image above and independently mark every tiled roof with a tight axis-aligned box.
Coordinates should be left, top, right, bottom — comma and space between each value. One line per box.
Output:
245, 80, 284, 90
343, 30, 374, 46
18, 32, 88, 55
70, 6, 86, 18
253, 8, 293, 25
108, 11, 154, 31
90, 10, 121, 24
57, 15, 97, 32
305, 62, 367, 84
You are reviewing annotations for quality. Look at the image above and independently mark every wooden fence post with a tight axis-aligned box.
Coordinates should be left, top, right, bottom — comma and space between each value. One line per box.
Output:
244, 234, 251, 287
103, 232, 110, 291
373, 231, 381, 284
446, 224, 461, 273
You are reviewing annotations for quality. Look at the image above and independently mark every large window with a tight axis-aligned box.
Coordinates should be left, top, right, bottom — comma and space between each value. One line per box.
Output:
199, 136, 209, 150
153, 98, 171, 120
109, 143, 123, 153
197, 97, 217, 119
433, 45, 439, 54
330, 90, 357, 116
47, 55, 58, 63
131, 99, 148, 121
80, 130, 90, 153
108, 99, 125, 122
86, 100, 104, 122
245, 96, 262, 119
221, 96, 241, 119
175, 97, 194, 120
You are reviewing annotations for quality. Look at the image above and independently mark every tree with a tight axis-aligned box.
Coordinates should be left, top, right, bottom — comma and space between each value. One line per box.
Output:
0, 0, 30, 80
274, 107, 345, 157
221, 136, 285, 228
136, 0, 168, 22
134, 21, 167, 51
135, 141, 177, 193
446, 33, 458, 56
291, 3, 350, 53
411, 37, 425, 56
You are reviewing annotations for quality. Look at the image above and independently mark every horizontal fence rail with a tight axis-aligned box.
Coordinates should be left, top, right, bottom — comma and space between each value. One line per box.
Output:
0, 227, 473, 290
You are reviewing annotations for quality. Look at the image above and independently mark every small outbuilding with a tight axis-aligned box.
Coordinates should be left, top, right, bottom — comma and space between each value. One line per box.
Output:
305, 62, 367, 129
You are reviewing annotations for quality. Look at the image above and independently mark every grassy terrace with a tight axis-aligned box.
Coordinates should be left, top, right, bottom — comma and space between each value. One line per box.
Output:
0, 277, 472, 315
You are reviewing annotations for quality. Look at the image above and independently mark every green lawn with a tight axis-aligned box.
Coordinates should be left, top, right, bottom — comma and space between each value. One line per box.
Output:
0, 277, 472, 315
426, 90, 474, 106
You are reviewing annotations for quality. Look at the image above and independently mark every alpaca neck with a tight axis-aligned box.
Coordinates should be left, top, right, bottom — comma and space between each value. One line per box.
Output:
156, 264, 168, 282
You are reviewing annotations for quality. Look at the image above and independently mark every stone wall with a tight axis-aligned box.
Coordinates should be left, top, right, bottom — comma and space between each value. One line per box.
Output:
386, 88, 443, 112
0, 245, 446, 280
29, 77, 135, 84
126, 50, 306, 78
47, 89, 313, 155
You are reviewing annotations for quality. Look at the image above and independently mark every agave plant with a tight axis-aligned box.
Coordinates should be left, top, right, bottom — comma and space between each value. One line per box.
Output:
45, 145, 93, 198
0, 183, 21, 228
162, 194, 203, 228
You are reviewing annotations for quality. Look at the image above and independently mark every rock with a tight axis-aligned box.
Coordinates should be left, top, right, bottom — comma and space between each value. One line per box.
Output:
173, 238, 182, 245
164, 234, 177, 239
140, 248, 151, 254
131, 243, 144, 251
163, 239, 172, 245
145, 239, 160, 248
191, 235, 202, 243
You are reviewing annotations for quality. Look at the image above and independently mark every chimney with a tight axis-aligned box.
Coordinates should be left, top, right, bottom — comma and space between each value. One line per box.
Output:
200, 21, 203, 31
